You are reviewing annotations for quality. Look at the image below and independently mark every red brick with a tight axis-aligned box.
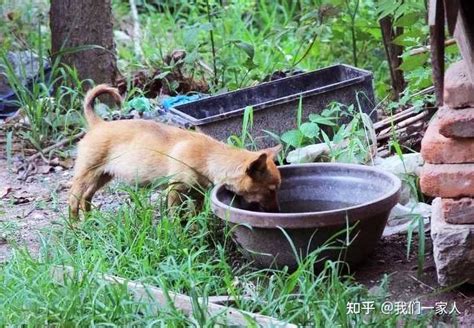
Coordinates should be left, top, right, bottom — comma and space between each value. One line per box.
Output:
438, 106, 474, 138
421, 115, 474, 164
420, 163, 474, 198
441, 197, 474, 224
444, 60, 474, 109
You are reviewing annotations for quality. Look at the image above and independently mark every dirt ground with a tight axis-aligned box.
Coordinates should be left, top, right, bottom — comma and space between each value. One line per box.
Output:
0, 149, 472, 325
355, 234, 474, 325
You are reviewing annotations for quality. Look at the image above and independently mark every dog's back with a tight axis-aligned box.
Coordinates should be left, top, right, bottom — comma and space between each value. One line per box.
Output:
69, 85, 282, 219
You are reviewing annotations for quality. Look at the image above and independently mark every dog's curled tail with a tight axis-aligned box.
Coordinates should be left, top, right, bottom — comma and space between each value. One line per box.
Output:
83, 84, 122, 127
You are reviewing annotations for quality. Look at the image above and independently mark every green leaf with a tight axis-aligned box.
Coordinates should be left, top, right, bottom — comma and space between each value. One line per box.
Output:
183, 27, 200, 47
398, 53, 429, 72
377, 0, 401, 19
299, 122, 319, 139
281, 129, 303, 148
392, 31, 422, 47
234, 41, 255, 60
309, 114, 337, 126
394, 12, 421, 27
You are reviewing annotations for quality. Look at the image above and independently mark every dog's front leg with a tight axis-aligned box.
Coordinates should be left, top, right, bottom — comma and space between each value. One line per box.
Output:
166, 182, 188, 216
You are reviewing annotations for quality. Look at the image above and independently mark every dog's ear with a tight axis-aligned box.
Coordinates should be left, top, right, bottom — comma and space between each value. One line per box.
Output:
246, 153, 268, 178
264, 144, 282, 159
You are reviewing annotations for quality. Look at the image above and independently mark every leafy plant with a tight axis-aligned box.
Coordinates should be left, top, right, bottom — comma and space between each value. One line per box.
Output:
278, 97, 338, 151
227, 106, 255, 149
275, 98, 375, 164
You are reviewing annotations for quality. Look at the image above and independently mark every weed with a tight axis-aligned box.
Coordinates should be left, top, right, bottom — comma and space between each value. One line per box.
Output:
227, 105, 256, 150
0, 49, 85, 150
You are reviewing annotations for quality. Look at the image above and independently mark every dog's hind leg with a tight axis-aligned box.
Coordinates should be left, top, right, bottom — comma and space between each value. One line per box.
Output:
69, 170, 111, 219
81, 173, 113, 213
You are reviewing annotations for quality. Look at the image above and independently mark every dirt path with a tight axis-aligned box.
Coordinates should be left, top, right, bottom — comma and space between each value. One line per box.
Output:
0, 154, 71, 261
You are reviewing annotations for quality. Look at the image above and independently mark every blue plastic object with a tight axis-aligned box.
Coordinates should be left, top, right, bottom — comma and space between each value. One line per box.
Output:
161, 94, 201, 111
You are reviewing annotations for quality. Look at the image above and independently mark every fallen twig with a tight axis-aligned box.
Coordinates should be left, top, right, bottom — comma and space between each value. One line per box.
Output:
378, 110, 430, 138
408, 38, 456, 56
27, 131, 85, 162
408, 274, 435, 291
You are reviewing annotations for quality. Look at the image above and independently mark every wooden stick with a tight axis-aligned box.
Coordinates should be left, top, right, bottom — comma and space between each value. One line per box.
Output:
378, 110, 430, 137
377, 127, 408, 141
374, 105, 434, 131
51, 266, 296, 327
374, 107, 415, 130
408, 38, 456, 56
374, 86, 434, 131
410, 86, 435, 98
27, 131, 85, 162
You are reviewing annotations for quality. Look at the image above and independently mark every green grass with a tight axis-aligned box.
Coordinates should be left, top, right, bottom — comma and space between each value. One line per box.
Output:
0, 184, 432, 326
0, 1, 448, 325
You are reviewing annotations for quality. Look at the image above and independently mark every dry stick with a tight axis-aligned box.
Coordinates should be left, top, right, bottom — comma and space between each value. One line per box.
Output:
27, 131, 85, 162
408, 38, 456, 56
378, 110, 430, 137
51, 266, 296, 327
411, 85, 435, 98
408, 274, 435, 291
374, 104, 434, 131
374, 107, 417, 130
377, 127, 408, 141
374, 86, 435, 131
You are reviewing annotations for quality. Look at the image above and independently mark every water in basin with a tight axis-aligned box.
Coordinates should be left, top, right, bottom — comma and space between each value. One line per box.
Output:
279, 199, 356, 213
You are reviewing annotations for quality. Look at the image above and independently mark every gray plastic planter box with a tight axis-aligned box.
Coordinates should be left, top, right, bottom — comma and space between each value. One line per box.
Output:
169, 64, 375, 147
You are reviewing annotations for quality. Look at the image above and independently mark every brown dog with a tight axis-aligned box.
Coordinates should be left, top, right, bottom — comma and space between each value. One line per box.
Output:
69, 84, 282, 218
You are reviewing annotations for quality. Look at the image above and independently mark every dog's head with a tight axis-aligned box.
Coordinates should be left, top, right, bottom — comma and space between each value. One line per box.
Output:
227, 145, 282, 212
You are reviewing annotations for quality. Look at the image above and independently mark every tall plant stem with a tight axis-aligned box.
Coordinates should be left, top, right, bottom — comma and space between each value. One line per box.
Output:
206, 0, 218, 86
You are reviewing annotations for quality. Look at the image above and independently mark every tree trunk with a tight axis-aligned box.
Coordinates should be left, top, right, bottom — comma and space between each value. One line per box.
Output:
50, 0, 118, 87
380, 15, 406, 100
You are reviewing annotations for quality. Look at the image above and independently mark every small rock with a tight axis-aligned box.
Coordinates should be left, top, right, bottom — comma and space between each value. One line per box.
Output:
383, 202, 430, 236
374, 153, 424, 205
444, 60, 474, 109
38, 165, 53, 174
53, 166, 64, 172
286, 143, 330, 164
441, 197, 474, 224
420, 163, 474, 197
437, 106, 474, 138
431, 198, 474, 286
421, 115, 474, 164
374, 153, 424, 176
368, 285, 385, 297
